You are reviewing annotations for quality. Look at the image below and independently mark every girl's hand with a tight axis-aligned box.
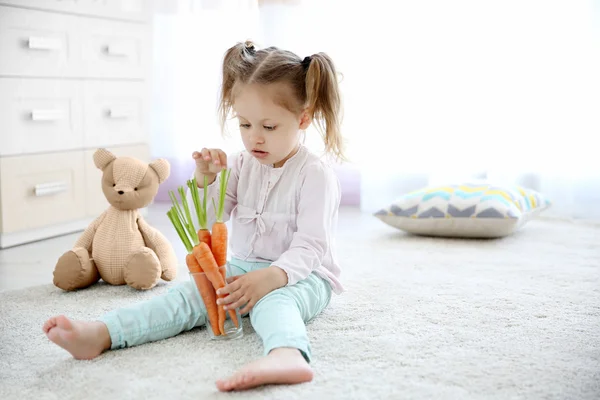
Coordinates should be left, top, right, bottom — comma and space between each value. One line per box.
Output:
216, 266, 288, 315
192, 148, 227, 185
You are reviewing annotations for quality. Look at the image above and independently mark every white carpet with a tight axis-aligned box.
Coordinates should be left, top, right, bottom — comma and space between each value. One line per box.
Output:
1, 214, 599, 399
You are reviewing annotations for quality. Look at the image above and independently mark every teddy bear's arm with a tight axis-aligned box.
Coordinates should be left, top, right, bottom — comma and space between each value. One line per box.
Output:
137, 216, 178, 281
74, 211, 107, 251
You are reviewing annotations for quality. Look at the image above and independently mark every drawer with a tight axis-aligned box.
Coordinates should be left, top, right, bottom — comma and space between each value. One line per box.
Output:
0, 5, 150, 79
84, 144, 150, 217
83, 81, 148, 148
80, 0, 151, 23
0, 6, 80, 78
0, 78, 84, 156
81, 17, 151, 79
0, 151, 86, 233
0, 0, 151, 23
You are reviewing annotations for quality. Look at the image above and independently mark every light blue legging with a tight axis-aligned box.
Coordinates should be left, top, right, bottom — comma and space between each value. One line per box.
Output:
99, 258, 332, 362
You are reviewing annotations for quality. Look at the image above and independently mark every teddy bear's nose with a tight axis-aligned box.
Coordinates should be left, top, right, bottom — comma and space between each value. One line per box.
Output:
114, 184, 132, 194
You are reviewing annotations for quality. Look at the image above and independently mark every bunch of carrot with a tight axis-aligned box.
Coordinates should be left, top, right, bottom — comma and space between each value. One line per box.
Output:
166, 168, 238, 336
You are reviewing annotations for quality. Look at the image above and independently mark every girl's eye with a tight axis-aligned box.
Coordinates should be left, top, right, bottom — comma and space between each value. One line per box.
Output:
239, 123, 275, 131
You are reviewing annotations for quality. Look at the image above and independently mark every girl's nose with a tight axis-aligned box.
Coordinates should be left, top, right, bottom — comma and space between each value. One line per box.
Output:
249, 129, 265, 143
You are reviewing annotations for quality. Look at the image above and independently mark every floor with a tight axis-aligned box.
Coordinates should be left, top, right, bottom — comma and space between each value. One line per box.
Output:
0, 203, 377, 292
2, 202, 598, 399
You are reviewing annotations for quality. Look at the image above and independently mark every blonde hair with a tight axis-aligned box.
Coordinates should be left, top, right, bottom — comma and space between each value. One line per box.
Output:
218, 40, 345, 161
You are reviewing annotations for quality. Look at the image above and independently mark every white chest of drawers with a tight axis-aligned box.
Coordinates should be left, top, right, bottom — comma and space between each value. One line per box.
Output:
0, 0, 153, 248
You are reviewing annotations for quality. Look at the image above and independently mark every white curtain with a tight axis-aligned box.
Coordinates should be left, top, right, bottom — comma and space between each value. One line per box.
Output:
151, 0, 261, 158
151, 0, 600, 221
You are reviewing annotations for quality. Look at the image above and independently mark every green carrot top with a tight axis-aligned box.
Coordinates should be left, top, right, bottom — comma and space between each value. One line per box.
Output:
167, 183, 201, 253
188, 176, 210, 230
214, 168, 231, 223
167, 168, 230, 251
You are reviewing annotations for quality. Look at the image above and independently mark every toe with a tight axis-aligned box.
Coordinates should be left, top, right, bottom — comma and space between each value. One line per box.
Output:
58, 326, 76, 343
55, 315, 73, 330
43, 317, 57, 333
229, 377, 240, 390
47, 328, 63, 346
230, 375, 246, 391
216, 378, 232, 392
238, 374, 257, 390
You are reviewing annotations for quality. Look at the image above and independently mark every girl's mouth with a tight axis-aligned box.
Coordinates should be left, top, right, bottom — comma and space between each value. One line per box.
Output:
251, 149, 269, 159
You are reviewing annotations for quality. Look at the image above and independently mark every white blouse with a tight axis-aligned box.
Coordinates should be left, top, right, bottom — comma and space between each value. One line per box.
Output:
201, 145, 344, 295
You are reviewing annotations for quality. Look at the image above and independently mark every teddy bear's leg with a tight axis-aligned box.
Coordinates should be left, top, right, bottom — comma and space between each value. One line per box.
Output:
53, 248, 100, 291
124, 248, 162, 290
136, 217, 178, 282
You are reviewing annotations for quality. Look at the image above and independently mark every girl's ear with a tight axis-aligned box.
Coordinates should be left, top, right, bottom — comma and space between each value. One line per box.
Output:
299, 109, 312, 130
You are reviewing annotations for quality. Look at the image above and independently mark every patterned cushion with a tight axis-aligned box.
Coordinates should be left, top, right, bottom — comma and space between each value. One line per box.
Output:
374, 183, 551, 238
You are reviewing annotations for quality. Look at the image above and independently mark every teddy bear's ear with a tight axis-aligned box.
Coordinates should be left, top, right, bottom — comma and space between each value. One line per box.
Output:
149, 158, 170, 183
93, 148, 117, 171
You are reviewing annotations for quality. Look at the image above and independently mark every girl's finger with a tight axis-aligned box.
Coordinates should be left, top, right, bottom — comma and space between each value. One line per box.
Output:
226, 275, 241, 284
239, 302, 252, 315
217, 280, 241, 296
194, 150, 207, 166
209, 149, 221, 165
224, 296, 247, 311
220, 290, 242, 306
218, 150, 227, 167
200, 148, 211, 160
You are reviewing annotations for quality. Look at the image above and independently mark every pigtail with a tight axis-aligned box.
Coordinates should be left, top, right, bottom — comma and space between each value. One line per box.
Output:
219, 40, 257, 134
218, 41, 345, 161
304, 53, 345, 162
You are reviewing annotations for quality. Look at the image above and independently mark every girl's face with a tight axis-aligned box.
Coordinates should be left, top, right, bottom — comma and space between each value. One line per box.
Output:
233, 83, 310, 168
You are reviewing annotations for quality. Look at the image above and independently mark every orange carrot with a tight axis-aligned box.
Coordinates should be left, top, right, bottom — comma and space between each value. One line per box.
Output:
192, 242, 239, 329
215, 259, 240, 330
211, 168, 240, 328
212, 224, 233, 329
192, 242, 225, 288
217, 303, 226, 335
198, 229, 212, 249
167, 190, 225, 336
212, 227, 227, 336
211, 222, 227, 268
211, 168, 231, 268
186, 253, 220, 336
192, 243, 226, 334
185, 252, 202, 273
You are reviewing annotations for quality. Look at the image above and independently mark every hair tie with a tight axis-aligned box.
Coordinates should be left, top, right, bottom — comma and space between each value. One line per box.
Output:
244, 42, 256, 55
302, 56, 312, 69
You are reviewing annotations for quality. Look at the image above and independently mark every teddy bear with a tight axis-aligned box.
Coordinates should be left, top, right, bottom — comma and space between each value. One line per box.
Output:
53, 148, 178, 291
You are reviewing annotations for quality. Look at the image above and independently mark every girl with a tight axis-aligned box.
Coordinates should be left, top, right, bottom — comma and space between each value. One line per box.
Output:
43, 40, 345, 392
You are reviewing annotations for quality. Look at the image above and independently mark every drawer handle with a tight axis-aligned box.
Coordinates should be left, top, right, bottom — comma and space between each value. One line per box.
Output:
104, 44, 130, 57
27, 37, 62, 51
31, 110, 64, 121
107, 107, 131, 119
34, 181, 69, 197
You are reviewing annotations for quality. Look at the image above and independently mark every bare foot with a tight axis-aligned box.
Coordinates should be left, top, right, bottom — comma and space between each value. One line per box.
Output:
43, 315, 111, 360
216, 347, 313, 392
